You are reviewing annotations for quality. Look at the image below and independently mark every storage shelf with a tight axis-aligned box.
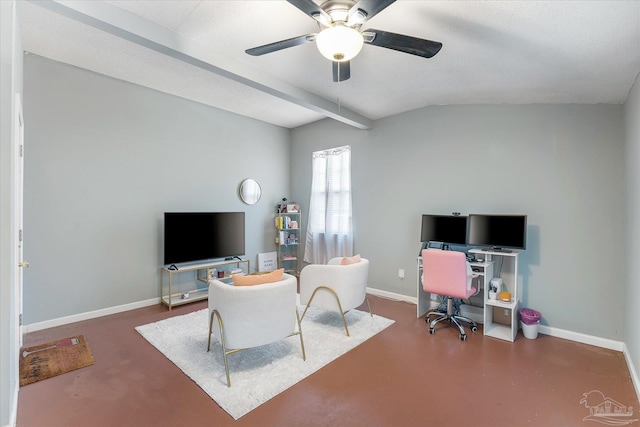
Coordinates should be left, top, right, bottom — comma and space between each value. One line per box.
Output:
475, 249, 520, 342
485, 299, 517, 310
161, 288, 208, 307
276, 209, 301, 276
484, 322, 515, 341
160, 259, 249, 310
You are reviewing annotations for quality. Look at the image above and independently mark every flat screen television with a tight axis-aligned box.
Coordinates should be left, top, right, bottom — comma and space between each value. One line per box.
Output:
466, 214, 527, 251
163, 212, 245, 265
420, 214, 468, 245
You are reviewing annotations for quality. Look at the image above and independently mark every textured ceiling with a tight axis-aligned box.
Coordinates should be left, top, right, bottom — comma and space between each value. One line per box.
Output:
19, 0, 640, 129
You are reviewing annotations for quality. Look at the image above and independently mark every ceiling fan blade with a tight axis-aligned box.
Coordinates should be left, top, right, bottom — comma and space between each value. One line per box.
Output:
332, 61, 351, 82
245, 34, 316, 56
349, 0, 396, 23
287, 0, 331, 24
363, 29, 442, 58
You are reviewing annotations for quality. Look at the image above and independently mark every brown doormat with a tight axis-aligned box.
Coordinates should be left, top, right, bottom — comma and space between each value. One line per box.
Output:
19, 335, 94, 386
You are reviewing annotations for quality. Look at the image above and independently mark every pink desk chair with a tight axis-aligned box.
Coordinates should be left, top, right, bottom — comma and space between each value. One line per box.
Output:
421, 249, 478, 341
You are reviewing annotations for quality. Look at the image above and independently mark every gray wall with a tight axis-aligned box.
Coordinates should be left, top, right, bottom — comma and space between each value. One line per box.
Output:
291, 104, 626, 341
624, 73, 640, 388
0, 1, 23, 425
23, 55, 291, 324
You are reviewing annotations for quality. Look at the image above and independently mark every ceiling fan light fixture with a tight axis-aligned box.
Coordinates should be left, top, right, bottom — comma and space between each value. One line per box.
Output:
316, 24, 364, 62
347, 9, 367, 26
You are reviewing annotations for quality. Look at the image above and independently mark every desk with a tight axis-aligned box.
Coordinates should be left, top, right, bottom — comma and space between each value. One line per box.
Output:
417, 249, 521, 342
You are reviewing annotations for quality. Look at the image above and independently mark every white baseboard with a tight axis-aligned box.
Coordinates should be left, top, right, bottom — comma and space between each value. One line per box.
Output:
623, 343, 640, 404
537, 325, 624, 352
23, 297, 160, 333
367, 288, 628, 353
366, 287, 418, 304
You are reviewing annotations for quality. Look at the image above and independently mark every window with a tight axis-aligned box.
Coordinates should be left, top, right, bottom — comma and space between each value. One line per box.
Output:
304, 145, 353, 264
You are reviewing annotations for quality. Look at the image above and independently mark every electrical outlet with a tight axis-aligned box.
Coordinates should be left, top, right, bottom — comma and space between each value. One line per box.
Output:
398, 268, 405, 279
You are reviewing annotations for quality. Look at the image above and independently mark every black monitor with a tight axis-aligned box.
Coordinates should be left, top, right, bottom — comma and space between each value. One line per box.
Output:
420, 214, 468, 246
467, 214, 527, 251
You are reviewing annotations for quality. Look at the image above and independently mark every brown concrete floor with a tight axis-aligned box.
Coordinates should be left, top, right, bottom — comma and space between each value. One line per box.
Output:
17, 295, 639, 426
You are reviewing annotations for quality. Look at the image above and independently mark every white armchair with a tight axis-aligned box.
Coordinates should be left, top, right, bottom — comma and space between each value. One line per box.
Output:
299, 257, 371, 336
207, 273, 305, 387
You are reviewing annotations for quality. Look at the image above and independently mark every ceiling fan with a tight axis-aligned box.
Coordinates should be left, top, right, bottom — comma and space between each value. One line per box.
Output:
245, 0, 442, 82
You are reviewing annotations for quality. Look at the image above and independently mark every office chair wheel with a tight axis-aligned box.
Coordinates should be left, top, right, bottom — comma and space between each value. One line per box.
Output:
471, 326, 478, 333
429, 328, 435, 335
460, 334, 467, 341
425, 316, 430, 323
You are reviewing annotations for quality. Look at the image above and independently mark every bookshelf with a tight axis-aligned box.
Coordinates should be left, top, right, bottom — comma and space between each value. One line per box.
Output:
275, 209, 301, 276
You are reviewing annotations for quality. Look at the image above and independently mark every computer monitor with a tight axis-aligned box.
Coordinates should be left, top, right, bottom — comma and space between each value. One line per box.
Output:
466, 214, 527, 252
420, 214, 468, 246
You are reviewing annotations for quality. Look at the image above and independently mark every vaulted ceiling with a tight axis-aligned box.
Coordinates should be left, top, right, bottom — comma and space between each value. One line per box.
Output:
19, 0, 640, 129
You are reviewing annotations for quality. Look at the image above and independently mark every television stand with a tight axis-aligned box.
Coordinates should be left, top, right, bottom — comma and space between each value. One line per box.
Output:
160, 259, 250, 310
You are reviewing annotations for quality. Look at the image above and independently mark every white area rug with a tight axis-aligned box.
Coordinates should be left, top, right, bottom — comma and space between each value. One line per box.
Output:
136, 303, 394, 419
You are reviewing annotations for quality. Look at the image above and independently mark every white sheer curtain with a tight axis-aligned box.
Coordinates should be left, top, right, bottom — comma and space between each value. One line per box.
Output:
304, 145, 353, 264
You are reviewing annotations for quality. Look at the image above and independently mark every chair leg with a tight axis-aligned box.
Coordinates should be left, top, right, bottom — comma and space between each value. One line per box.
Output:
339, 311, 350, 337
301, 285, 350, 336
208, 310, 232, 387
365, 296, 373, 317
453, 314, 478, 333
426, 309, 445, 324
426, 298, 477, 340
207, 311, 214, 352
295, 308, 306, 361
429, 313, 449, 332
450, 316, 467, 339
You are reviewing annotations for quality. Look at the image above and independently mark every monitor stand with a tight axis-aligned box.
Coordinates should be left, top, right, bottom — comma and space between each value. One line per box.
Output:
485, 247, 512, 253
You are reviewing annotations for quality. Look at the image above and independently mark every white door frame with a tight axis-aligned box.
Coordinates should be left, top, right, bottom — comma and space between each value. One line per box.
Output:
14, 93, 24, 347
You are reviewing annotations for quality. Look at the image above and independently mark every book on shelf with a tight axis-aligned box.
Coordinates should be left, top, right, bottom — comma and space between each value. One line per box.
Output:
275, 215, 299, 230
278, 230, 299, 245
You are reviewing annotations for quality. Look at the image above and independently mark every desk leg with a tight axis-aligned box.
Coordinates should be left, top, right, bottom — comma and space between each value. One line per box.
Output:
417, 265, 431, 318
